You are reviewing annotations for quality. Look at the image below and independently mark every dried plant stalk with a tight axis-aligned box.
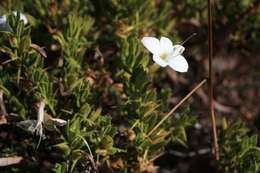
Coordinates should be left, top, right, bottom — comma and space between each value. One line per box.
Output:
207, 0, 219, 160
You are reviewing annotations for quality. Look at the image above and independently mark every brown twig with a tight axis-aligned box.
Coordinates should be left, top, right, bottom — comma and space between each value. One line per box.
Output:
145, 78, 207, 138
0, 156, 23, 167
207, 0, 219, 160
0, 90, 7, 116
30, 43, 47, 58
0, 90, 8, 124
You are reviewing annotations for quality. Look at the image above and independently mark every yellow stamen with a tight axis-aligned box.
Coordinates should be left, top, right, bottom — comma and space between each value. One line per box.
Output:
160, 52, 168, 60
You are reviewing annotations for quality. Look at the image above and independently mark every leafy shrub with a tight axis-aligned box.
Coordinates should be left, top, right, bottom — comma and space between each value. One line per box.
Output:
0, 0, 260, 173
0, 1, 195, 172
219, 119, 260, 173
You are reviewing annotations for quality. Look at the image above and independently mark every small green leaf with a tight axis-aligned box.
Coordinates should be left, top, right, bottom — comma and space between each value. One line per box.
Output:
89, 108, 102, 122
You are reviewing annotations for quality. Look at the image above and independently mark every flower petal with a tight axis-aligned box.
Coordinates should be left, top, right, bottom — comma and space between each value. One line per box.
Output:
153, 54, 168, 67
160, 37, 173, 53
0, 15, 7, 24
168, 55, 188, 72
13, 11, 28, 25
171, 45, 185, 57
141, 37, 160, 55
50, 118, 67, 126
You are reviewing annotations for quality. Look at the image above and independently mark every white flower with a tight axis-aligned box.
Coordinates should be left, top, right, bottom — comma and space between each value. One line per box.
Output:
0, 16, 7, 24
13, 11, 28, 25
141, 36, 188, 72
34, 101, 67, 133
34, 101, 45, 137
1, 11, 28, 25
0, 15, 13, 33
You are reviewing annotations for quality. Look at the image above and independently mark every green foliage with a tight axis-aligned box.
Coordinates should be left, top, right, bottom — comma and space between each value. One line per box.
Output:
0, 1, 197, 172
0, 0, 260, 173
219, 119, 260, 173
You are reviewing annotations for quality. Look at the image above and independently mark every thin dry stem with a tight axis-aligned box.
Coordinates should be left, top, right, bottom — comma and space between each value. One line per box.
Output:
0, 90, 7, 124
0, 90, 8, 117
145, 79, 207, 138
207, 0, 219, 160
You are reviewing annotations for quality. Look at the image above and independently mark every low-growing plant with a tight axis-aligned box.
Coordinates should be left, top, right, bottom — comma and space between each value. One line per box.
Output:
0, 1, 196, 172
0, 0, 259, 173
219, 119, 260, 173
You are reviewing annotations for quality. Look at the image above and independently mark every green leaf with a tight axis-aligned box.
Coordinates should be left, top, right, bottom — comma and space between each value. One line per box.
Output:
89, 108, 102, 122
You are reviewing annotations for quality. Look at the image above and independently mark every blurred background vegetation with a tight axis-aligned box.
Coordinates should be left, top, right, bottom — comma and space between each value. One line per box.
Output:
0, 0, 260, 173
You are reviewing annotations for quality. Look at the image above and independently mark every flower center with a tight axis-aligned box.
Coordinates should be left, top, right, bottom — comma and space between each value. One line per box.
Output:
160, 52, 168, 60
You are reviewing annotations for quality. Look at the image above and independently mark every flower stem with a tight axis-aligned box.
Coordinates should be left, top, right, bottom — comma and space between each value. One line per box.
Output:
207, 0, 219, 160
145, 78, 207, 138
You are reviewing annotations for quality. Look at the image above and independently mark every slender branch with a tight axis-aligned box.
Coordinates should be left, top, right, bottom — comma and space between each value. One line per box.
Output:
0, 90, 7, 116
145, 79, 207, 138
0, 90, 7, 124
207, 0, 219, 160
